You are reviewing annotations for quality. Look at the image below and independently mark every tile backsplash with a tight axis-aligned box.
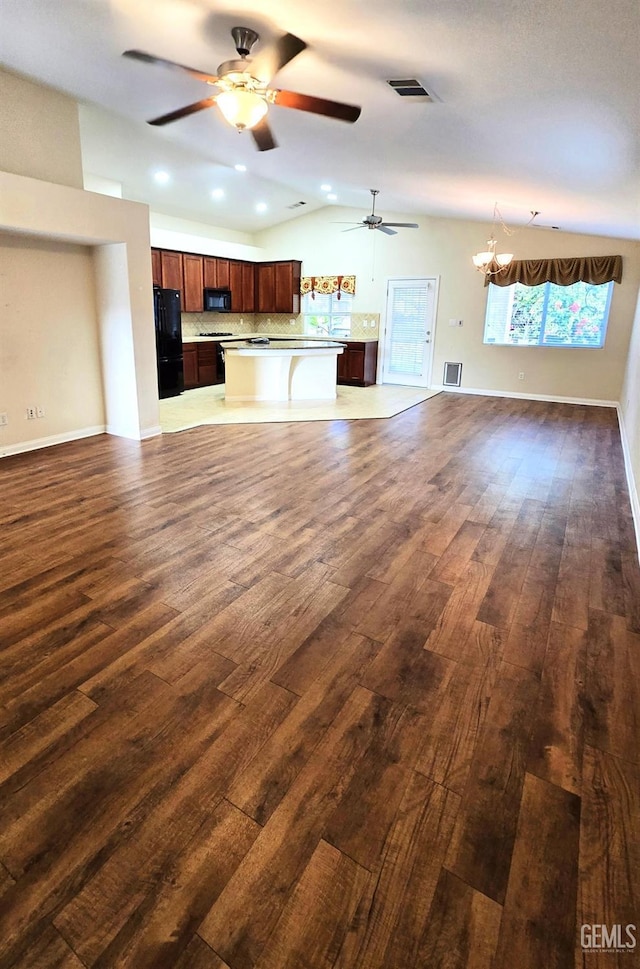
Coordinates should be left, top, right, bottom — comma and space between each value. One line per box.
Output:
181, 313, 255, 338
181, 311, 380, 340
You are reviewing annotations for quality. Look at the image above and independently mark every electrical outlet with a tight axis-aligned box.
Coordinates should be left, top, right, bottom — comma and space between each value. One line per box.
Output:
36, 406, 45, 418
26, 406, 36, 420
290, 319, 295, 325
518, 372, 525, 380
0, 412, 7, 426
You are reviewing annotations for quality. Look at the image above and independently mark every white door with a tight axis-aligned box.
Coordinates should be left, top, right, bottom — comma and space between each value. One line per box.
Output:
382, 278, 437, 387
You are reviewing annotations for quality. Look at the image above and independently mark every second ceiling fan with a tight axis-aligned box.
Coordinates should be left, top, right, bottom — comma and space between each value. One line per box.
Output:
338, 190, 419, 235
123, 26, 361, 151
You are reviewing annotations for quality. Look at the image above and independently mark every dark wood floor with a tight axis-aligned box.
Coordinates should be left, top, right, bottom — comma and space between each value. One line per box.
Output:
1, 393, 639, 969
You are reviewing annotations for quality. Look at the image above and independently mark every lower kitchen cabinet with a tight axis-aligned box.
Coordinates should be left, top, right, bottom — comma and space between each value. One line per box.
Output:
182, 344, 198, 389
197, 343, 217, 385
337, 341, 378, 387
182, 342, 217, 389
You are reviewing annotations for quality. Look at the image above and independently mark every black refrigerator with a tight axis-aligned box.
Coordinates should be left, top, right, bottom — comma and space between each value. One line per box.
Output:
154, 286, 184, 398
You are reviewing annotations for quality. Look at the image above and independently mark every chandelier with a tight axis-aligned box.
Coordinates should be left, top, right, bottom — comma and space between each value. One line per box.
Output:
472, 205, 539, 278
472, 204, 514, 277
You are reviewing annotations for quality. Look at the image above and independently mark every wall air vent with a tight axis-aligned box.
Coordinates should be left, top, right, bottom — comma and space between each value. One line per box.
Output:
387, 79, 434, 102
443, 362, 462, 387
287, 201, 307, 209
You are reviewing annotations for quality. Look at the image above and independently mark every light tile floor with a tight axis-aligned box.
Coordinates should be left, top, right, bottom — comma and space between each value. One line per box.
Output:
159, 384, 441, 432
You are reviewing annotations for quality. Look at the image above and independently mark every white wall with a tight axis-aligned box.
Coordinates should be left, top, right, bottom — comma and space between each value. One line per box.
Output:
256, 207, 640, 403
149, 212, 264, 262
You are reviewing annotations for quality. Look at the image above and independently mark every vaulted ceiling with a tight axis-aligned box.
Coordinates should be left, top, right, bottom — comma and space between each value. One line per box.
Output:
1, 0, 639, 238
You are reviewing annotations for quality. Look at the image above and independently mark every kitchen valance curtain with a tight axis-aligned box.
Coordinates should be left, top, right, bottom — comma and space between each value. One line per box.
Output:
301, 275, 356, 299
487, 254, 623, 287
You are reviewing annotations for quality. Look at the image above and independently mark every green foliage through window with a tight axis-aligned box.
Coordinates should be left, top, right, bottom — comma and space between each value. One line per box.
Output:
302, 292, 352, 337
484, 280, 613, 348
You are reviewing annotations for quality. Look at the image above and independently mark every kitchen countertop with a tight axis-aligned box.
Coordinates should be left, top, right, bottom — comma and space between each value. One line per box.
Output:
185, 333, 379, 343
224, 340, 345, 351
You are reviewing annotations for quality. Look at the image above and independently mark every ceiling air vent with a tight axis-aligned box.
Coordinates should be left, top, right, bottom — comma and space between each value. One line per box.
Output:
287, 201, 307, 209
387, 79, 434, 102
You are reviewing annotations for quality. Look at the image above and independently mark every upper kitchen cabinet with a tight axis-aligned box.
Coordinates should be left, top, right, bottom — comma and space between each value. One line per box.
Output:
183, 254, 204, 312
257, 261, 302, 314
203, 256, 230, 290
228, 260, 256, 313
159, 250, 184, 301
229, 260, 243, 312
151, 248, 162, 287
241, 262, 256, 312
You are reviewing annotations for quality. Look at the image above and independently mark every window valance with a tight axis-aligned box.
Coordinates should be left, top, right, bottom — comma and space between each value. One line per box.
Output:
301, 275, 356, 299
487, 254, 623, 288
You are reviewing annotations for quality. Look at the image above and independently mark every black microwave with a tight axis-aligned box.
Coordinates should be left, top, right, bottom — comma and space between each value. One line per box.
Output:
203, 288, 232, 312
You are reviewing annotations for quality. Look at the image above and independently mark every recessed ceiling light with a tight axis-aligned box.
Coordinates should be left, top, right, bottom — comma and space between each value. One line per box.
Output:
234, 164, 247, 172
211, 188, 225, 200
320, 183, 332, 191
327, 193, 337, 201
154, 171, 170, 184
256, 202, 267, 213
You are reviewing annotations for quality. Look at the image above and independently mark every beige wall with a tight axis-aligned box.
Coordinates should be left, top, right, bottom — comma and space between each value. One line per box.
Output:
620, 290, 640, 548
0, 234, 105, 452
0, 69, 83, 189
0, 70, 161, 453
255, 208, 640, 403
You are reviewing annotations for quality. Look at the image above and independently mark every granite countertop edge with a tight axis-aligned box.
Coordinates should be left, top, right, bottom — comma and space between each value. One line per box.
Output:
185, 333, 379, 344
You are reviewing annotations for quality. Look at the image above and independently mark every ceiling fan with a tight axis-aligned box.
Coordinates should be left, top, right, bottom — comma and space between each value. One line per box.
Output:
337, 190, 419, 235
123, 26, 361, 151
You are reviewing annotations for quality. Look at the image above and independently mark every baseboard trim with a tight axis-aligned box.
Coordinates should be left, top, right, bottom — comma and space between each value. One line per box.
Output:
0, 425, 106, 459
431, 385, 618, 408
140, 425, 162, 440
616, 405, 640, 562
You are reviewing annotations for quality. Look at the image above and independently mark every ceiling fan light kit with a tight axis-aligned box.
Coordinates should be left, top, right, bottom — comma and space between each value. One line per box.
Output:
123, 26, 361, 150
216, 88, 268, 130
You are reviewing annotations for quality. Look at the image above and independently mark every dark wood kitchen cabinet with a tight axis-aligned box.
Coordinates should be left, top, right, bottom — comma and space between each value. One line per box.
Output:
182, 342, 218, 388
182, 254, 204, 312
196, 342, 217, 385
150, 247, 301, 316
256, 260, 302, 314
256, 263, 275, 313
337, 341, 378, 387
182, 343, 198, 389
241, 261, 256, 312
151, 248, 162, 287
159, 250, 184, 302
275, 260, 301, 313
203, 257, 230, 290
229, 260, 243, 311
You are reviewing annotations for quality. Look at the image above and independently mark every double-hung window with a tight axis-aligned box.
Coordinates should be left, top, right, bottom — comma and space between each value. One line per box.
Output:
302, 291, 353, 337
484, 279, 613, 348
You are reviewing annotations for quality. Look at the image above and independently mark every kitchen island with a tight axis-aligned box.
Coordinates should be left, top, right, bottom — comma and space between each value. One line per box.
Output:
223, 339, 345, 402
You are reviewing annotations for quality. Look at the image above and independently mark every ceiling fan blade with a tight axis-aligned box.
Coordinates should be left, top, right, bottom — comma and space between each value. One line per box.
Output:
273, 89, 361, 123
148, 97, 217, 126
251, 33, 307, 82
380, 222, 419, 229
377, 225, 397, 235
251, 117, 278, 151
341, 225, 367, 232
123, 49, 218, 84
